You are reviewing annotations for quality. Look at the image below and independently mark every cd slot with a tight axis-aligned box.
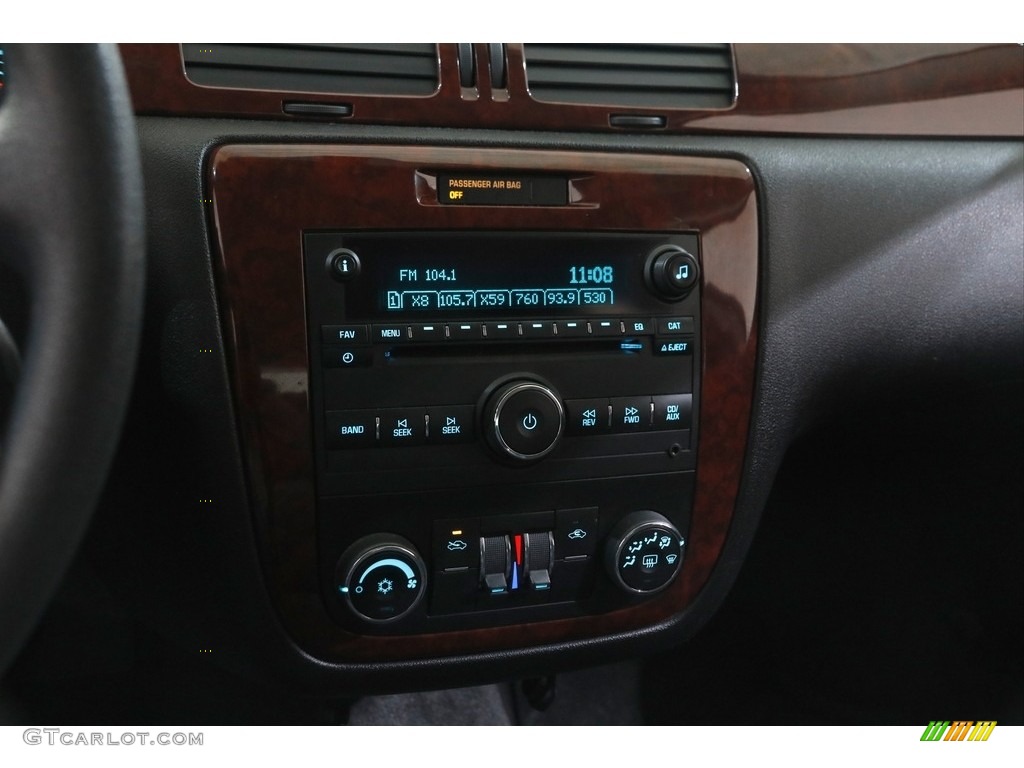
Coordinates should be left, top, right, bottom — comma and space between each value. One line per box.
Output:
384, 338, 648, 360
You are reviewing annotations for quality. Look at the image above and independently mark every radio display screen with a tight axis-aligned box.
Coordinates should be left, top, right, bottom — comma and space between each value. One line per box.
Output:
313, 232, 697, 320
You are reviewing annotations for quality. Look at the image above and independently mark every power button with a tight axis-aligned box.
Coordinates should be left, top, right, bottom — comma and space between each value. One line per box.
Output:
486, 381, 565, 461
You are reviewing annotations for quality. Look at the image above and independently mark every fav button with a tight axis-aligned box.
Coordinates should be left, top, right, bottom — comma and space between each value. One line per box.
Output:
321, 324, 368, 345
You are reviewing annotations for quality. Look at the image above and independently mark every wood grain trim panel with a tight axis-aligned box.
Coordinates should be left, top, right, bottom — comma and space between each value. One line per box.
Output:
124, 43, 1023, 137
210, 145, 757, 661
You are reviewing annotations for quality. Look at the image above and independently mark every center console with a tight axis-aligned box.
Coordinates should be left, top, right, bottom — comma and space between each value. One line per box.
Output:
209, 145, 758, 660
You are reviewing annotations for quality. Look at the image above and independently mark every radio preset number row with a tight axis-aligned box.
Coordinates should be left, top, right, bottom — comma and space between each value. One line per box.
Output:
321, 316, 695, 346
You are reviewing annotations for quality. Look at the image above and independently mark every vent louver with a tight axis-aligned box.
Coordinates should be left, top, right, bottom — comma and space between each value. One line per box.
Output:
523, 44, 735, 109
182, 44, 439, 97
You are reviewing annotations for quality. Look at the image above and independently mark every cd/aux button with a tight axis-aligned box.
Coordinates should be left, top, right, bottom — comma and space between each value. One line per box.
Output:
653, 394, 692, 430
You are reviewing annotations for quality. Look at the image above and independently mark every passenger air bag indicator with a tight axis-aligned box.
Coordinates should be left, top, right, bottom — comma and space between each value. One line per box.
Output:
437, 172, 568, 206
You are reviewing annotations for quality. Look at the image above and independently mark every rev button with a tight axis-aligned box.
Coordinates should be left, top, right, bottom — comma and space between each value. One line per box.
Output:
565, 399, 609, 435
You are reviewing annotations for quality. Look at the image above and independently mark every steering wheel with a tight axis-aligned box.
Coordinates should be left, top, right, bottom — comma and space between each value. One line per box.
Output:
0, 45, 145, 675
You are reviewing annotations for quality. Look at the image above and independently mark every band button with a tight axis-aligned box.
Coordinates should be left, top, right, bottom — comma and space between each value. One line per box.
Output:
325, 410, 376, 448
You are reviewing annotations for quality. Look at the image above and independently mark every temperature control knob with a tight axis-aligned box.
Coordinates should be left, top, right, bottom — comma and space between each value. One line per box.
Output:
335, 534, 426, 624
605, 511, 685, 595
647, 245, 700, 300
483, 380, 564, 462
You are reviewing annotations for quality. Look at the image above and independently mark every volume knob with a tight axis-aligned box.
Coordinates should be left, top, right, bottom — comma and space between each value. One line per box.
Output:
483, 380, 564, 462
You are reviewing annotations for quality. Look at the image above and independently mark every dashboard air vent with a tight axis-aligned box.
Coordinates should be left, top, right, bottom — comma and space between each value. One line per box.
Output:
523, 44, 735, 109
182, 44, 439, 97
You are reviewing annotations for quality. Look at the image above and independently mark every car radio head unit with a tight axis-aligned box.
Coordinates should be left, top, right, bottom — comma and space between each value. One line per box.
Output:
304, 230, 702, 633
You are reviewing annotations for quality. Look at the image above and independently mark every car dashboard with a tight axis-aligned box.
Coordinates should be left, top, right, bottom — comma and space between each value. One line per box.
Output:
1, 43, 1021, 724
